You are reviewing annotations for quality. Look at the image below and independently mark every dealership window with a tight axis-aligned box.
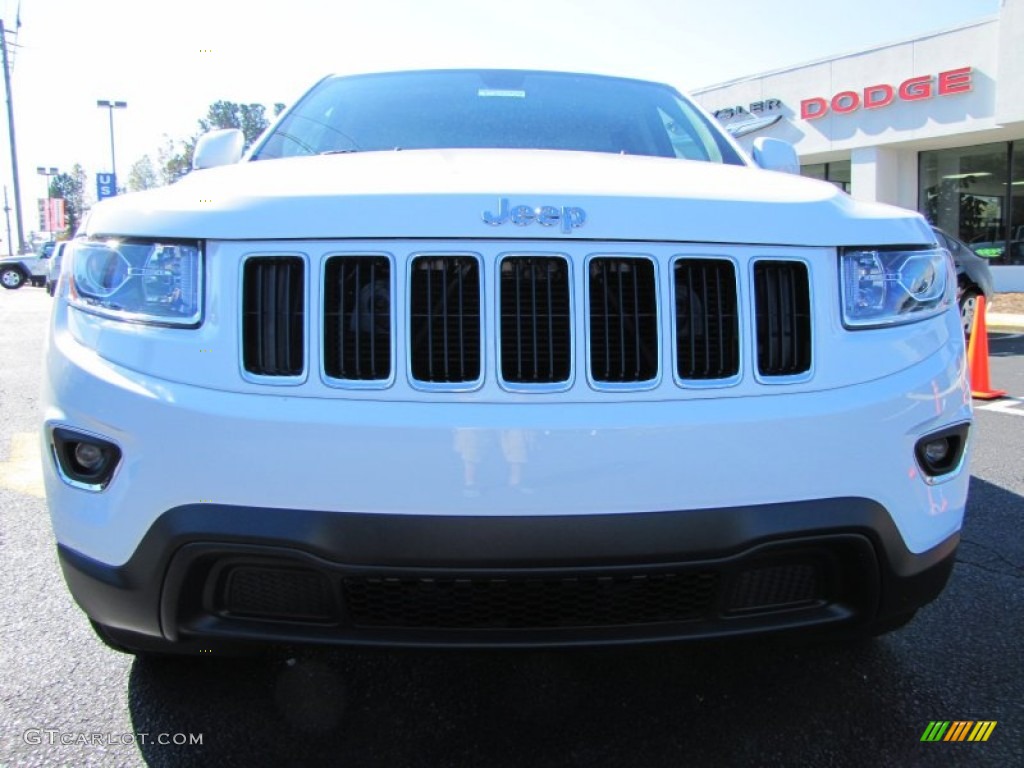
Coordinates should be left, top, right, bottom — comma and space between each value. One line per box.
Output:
919, 142, 1022, 266
801, 160, 850, 192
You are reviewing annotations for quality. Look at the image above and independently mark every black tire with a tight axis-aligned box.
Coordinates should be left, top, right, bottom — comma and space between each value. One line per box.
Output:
0, 265, 25, 289
959, 288, 980, 338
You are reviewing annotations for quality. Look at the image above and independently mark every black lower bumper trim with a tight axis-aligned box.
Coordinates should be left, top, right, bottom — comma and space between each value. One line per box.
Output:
56, 498, 958, 648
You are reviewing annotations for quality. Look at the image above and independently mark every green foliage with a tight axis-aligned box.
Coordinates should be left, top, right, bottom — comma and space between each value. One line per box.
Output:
155, 99, 283, 184
127, 155, 159, 192
198, 100, 274, 150
157, 134, 195, 185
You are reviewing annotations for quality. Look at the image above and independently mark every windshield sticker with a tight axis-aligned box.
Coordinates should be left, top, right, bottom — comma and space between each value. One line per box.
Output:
478, 89, 526, 99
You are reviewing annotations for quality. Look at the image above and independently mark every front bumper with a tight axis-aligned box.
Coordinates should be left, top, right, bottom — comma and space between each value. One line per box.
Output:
58, 498, 958, 648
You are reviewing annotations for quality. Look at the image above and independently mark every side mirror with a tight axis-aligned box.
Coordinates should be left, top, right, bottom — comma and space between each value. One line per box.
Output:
192, 129, 244, 170
751, 137, 800, 175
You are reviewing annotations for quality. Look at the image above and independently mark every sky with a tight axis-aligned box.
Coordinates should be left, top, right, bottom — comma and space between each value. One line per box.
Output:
0, 0, 1003, 244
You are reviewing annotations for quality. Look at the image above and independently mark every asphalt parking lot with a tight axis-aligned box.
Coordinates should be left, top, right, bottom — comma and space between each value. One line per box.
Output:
1, 287, 1021, 768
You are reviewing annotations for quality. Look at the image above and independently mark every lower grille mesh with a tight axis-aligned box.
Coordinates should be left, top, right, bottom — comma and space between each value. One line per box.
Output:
222, 566, 336, 621
343, 572, 719, 629
727, 563, 821, 613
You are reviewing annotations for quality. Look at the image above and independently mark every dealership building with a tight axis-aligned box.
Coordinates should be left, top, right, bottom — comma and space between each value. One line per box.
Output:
692, 0, 1024, 291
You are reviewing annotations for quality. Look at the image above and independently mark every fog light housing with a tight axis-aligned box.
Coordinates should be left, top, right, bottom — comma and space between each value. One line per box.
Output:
51, 427, 122, 491
914, 424, 969, 481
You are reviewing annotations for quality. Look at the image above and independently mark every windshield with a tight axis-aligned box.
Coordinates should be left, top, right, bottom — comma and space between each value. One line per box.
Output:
252, 70, 744, 165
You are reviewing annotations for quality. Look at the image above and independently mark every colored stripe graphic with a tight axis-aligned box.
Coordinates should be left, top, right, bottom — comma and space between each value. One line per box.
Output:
920, 720, 997, 742
968, 722, 997, 742
944, 721, 973, 741
921, 722, 950, 742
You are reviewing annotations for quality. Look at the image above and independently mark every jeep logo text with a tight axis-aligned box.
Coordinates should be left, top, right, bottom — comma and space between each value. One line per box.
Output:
482, 198, 586, 234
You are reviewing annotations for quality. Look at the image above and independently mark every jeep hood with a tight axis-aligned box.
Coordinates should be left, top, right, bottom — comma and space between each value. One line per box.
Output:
84, 149, 933, 246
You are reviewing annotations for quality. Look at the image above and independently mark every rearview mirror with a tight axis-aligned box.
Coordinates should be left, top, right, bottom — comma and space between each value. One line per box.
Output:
192, 129, 244, 170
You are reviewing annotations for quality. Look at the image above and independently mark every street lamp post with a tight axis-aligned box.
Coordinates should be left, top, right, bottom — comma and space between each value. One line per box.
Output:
96, 99, 127, 186
37, 165, 58, 195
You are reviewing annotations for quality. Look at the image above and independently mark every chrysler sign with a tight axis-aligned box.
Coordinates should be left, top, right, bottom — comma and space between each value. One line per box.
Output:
801, 66, 972, 120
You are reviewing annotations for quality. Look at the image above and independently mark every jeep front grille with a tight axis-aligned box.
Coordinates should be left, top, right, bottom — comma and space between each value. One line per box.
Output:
499, 256, 571, 384
674, 259, 739, 380
238, 248, 816, 388
589, 257, 659, 383
409, 255, 481, 383
242, 256, 305, 377
323, 256, 391, 381
754, 260, 812, 377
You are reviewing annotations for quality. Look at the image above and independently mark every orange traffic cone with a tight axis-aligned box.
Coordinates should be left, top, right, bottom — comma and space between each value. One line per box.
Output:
967, 295, 1006, 400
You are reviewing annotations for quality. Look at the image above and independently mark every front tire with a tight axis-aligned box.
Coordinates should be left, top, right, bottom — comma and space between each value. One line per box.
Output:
959, 288, 980, 337
0, 266, 25, 289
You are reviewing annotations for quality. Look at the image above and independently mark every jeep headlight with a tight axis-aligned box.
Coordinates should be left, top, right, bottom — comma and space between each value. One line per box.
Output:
839, 247, 952, 328
68, 239, 202, 326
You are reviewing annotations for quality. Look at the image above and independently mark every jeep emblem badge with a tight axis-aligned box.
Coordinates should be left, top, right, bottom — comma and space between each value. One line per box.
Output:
482, 197, 586, 234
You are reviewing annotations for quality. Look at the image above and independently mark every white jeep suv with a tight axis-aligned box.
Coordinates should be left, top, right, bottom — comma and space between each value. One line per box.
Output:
42, 70, 971, 655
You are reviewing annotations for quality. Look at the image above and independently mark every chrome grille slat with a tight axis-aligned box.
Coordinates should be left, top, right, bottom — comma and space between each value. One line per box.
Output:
410, 256, 481, 383
589, 257, 658, 383
675, 259, 739, 380
500, 256, 571, 384
754, 260, 812, 376
324, 256, 391, 381
242, 256, 305, 376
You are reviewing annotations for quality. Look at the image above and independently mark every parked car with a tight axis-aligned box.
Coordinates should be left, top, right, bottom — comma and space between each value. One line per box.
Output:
45, 241, 69, 296
932, 227, 995, 336
44, 69, 971, 657
0, 242, 53, 289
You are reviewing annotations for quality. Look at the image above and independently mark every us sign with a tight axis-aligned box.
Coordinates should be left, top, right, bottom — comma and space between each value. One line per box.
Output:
96, 173, 117, 200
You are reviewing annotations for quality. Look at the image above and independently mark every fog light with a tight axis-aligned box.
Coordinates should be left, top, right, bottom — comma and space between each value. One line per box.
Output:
921, 439, 951, 465
73, 442, 106, 472
914, 424, 969, 481
51, 427, 122, 491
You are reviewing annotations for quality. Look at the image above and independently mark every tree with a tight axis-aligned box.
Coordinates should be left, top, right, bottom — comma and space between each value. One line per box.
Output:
127, 155, 159, 192
157, 99, 284, 185
48, 164, 87, 237
198, 100, 274, 150
157, 135, 195, 186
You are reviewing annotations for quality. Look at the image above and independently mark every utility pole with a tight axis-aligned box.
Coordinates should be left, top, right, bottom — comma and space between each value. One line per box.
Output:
1, 19, 25, 253
3, 185, 12, 257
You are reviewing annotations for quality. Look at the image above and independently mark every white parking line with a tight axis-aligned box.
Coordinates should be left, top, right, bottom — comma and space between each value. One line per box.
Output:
975, 396, 1024, 416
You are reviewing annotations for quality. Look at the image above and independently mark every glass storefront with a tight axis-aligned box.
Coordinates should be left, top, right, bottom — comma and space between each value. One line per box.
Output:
801, 160, 851, 192
919, 142, 1024, 265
